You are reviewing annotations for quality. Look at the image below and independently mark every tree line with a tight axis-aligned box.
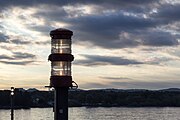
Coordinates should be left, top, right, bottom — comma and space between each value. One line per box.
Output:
0, 88, 180, 109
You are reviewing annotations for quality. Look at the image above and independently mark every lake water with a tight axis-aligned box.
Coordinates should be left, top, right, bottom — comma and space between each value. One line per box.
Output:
0, 107, 180, 120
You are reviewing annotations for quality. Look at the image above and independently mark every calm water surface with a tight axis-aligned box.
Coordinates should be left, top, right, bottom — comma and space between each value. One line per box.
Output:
0, 107, 180, 120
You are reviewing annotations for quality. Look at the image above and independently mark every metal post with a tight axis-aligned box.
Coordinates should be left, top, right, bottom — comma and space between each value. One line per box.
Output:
10, 87, 14, 120
11, 95, 14, 120
54, 87, 68, 120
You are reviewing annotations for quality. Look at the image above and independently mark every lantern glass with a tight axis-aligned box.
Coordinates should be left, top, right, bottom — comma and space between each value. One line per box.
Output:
51, 61, 71, 76
51, 39, 71, 54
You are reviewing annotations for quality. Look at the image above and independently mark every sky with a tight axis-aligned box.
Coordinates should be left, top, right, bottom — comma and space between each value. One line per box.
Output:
0, 0, 180, 90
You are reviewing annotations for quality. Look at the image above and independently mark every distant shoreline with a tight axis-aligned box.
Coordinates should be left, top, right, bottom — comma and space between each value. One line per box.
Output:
0, 88, 180, 109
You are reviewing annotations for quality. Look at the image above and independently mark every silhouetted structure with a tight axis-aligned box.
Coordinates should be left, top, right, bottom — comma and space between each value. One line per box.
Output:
48, 28, 75, 120
10, 87, 14, 120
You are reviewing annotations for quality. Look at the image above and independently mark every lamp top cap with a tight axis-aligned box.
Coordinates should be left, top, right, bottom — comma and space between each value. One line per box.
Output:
50, 28, 73, 36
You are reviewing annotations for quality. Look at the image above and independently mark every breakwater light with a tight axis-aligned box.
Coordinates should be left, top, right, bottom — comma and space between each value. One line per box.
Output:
48, 28, 75, 120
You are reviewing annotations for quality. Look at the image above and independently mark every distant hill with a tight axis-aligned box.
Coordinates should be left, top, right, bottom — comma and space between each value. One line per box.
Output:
1, 88, 180, 108
159, 88, 180, 92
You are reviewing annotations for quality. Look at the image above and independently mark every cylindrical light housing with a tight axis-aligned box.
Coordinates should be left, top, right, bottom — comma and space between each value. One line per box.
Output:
48, 28, 74, 87
51, 61, 71, 76
51, 39, 71, 54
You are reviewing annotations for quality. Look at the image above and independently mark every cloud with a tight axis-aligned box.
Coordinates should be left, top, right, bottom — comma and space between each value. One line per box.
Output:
30, 3, 179, 49
0, 55, 13, 60
0, 32, 49, 46
0, 60, 34, 65
80, 80, 180, 89
153, 4, 180, 23
34, 40, 49, 45
100, 77, 132, 80
108, 81, 180, 89
145, 56, 176, 65
0, 0, 161, 47
120, 30, 179, 47
74, 52, 178, 66
74, 55, 143, 66
80, 82, 109, 89
28, 25, 54, 35
63, 12, 160, 49
0, 52, 36, 65
0, 32, 32, 45
0, 0, 158, 9
68, 13, 178, 48
141, 32, 178, 46
0, 2, 179, 61
12, 52, 36, 59
2, 0, 178, 49
0, 33, 9, 43
10, 39, 31, 45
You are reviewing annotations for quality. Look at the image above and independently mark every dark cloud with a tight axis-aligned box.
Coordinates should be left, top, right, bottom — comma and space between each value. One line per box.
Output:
0, 34, 47, 45
0, 33, 32, 45
65, 13, 159, 48
74, 55, 143, 66
0, 0, 158, 9
32, 5, 177, 49
74, 53, 176, 67
0, 60, 34, 65
28, 25, 54, 35
0, 55, 13, 60
32, 7, 68, 22
153, 4, 180, 23
120, 30, 179, 47
35, 40, 50, 45
12, 52, 36, 59
141, 31, 178, 46
0, 52, 36, 65
33, 10, 157, 48
77, 0, 157, 7
10, 39, 31, 45
100, 77, 132, 80
0, 33, 9, 43
0, 52, 36, 60
67, 12, 178, 48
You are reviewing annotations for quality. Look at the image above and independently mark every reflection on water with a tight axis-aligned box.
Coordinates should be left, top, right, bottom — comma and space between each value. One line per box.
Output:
0, 107, 180, 120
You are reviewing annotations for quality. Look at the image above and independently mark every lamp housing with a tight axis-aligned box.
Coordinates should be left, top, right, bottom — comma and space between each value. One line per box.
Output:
49, 28, 74, 87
